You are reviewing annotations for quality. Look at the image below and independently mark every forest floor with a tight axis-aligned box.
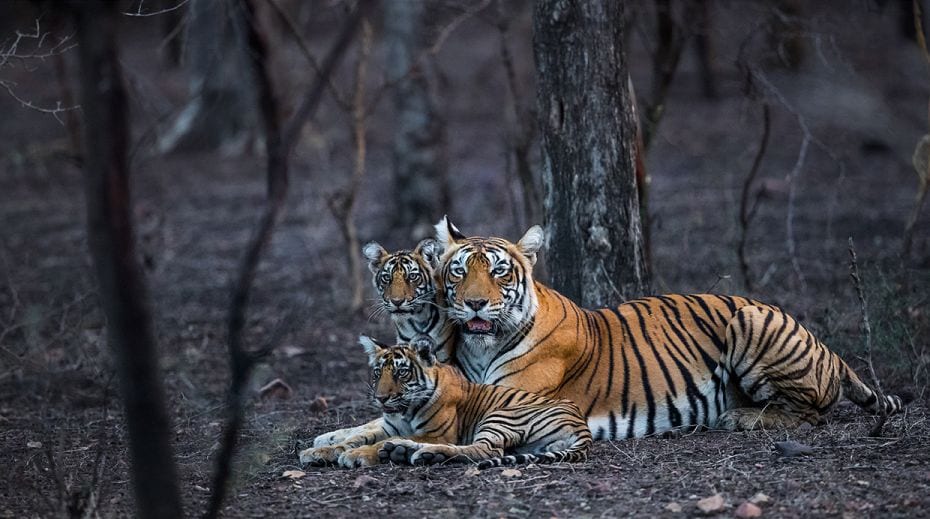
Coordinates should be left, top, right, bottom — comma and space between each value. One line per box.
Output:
2, 2, 930, 518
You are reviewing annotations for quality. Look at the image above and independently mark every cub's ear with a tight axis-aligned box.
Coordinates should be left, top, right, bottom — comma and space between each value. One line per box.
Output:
414, 238, 443, 269
362, 241, 388, 274
359, 335, 387, 360
412, 335, 436, 366
516, 225, 545, 266
434, 215, 465, 249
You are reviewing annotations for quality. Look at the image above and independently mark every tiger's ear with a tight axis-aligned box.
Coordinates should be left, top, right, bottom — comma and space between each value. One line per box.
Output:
516, 225, 545, 266
412, 335, 436, 366
414, 238, 442, 269
434, 215, 465, 249
359, 335, 387, 361
362, 241, 388, 274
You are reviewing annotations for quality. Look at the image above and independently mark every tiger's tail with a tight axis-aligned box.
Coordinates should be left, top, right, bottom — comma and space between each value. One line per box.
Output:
476, 436, 590, 470
841, 360, 908, 415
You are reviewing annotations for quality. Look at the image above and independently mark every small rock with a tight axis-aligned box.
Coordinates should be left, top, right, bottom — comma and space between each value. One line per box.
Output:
750, 493, 771, 505
26, 441, 42, 449
353, 474, 379, 488
665, 502, 683, 513
282, 470, 306, 479
735, 502, 762, 518
696, 494, 726, 514
500, 468, 522, 478
774, 440, 814, 457
464, 467, 480, 477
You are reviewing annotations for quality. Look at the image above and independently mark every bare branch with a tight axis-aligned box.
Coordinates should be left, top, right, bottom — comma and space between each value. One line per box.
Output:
0, 80, 80, 125
737, 102, 771, 292
847, 237, 888, 437
123, 0, 190, 17
205, 1, 369, 517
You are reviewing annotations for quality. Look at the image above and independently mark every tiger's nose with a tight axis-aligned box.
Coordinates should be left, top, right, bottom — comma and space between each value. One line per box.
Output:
465, 298, 488, 311
390, 298, 404, 307
376, 395, 390, 404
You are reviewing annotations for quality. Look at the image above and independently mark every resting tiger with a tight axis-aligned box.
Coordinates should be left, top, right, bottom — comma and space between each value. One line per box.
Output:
298, 336, 591, 468
433, 217, 906, 438
310, 239, 455, 449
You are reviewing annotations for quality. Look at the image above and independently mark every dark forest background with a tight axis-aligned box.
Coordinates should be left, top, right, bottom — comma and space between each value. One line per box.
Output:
1, 0, 929, 517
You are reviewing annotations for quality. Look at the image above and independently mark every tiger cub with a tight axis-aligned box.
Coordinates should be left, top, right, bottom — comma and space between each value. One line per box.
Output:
362, 238, 455, 362
298, 336, 592, 469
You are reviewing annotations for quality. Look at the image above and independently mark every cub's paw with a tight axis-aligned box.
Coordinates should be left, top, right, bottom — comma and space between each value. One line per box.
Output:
409, 445, 454, 466
338, 446, 381, 468
299, 445, 345, 466
378, 439, 422, 465
313, 428, 351, 448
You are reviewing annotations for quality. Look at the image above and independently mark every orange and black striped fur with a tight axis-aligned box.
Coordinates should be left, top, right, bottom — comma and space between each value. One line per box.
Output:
362, 238, 455, 362
435, 217, 906, 438
299, 337, 591, 469
310, 240, 456, 451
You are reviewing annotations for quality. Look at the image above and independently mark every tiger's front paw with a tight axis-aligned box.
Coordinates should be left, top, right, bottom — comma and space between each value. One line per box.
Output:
313, 428, 351, 448
409, 445, 455, 466
299, 445, 345, 466
338, 445, 381, 468
378, 439, 422, 465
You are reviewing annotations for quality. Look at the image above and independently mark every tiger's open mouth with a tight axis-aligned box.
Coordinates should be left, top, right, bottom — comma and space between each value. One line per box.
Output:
465, 318, 494, 334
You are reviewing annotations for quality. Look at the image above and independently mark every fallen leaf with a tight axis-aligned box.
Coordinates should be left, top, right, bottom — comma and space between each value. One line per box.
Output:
464, 467, 480, 477
774, 440, 813, 457
193, 485, 210, 493
665, 502, 683, 513
259, 378, 293, 400
500, 468, 522, 478
26, 441, 42, 449
307, 396, 328, 413
353, 475, 379, 488
750, 493, 771, 505
696, 493, 726, 514
282, 470, 306, 480
735, 501, 762, 518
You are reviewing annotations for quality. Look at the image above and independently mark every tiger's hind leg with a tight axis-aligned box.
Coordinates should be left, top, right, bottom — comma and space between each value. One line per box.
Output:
717, 306, 843, 431
716, 405, 811, 431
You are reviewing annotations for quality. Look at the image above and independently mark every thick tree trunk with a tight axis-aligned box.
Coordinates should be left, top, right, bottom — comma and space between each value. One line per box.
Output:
384, 0, 448, 233
72, 2, 183, 518
158, 0, 256, 153
534, 0, 650, 308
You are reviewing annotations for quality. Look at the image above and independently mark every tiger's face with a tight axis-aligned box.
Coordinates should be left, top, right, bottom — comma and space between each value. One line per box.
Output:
434, 217, 544, 336
359, 336, 437, 414
363, 238, 441, 315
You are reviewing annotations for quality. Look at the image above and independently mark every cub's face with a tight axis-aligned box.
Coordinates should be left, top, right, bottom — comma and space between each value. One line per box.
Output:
363, 239, 441, 314
435, 217, 543, 336
359, 336, 437, 414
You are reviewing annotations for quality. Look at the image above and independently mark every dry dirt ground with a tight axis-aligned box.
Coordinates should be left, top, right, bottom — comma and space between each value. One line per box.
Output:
2, 2, 930, 518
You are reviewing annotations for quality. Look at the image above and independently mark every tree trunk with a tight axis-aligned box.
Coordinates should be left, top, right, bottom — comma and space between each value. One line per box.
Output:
384, 0, 448, 234
158, 0, 256, 154
72, 2, 183, 518
534, 0, 650, 308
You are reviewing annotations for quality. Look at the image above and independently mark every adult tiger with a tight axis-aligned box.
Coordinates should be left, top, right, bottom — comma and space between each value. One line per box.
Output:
434, 217, 906, 438
299, 336, 591, 468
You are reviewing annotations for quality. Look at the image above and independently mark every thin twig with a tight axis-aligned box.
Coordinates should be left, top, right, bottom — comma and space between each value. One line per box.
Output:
122, 0, 190, 17
737, 102, 770, 291
847, 237, 888, 437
